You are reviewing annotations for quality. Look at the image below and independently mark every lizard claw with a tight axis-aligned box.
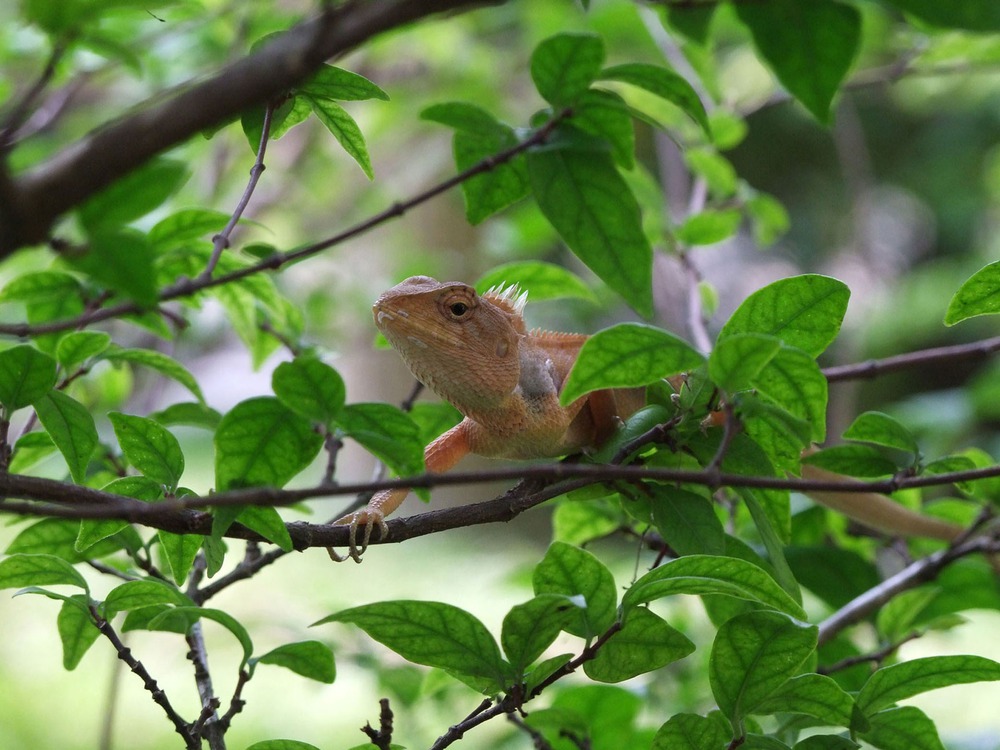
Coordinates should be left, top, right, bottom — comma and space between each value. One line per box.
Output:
327, 508, 389, 563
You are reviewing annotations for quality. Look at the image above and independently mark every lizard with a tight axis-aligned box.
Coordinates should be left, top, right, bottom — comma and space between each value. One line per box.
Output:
329, 275, 965, 562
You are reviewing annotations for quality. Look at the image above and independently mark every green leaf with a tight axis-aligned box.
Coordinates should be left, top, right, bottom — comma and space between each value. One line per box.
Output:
158, 532, 203, 586
253, 640, 336, 683
35, 390, 99, 483
530, 32, 605, 105
685, 148, 738, 198
78, 157, 189, 231
100, 346, 204, 403
0, 270, 81, 304
57, 594, 100, 670
527, 143, 653, 317
677, 208, 742, 246
0, 554, 88, 590
214, 396, 323, 491
944, 260, 1000, 325
6, 519, 119, 561
651, 713, 729, 750
875, 587, 941, 643
246, 742, 322, 750
336, 403, 425, 479
421, 101, 506, 133
476, 261, 595, 303
622, 555, 806, 619
150, 401, 222, 430
856, 655, 1000, 716
573, 89, 635, 169
56, 332, 112, 370
0, 345, 57, 411
304, 96, 374, 179
148, 208, 230, 251
153, 606, 254, 665
709, 333, 781, 393
735, 0, 861, 122
70, 228, 158, 307
883, 0, 1000, 31
710, 611, 818, 730
754, 673, 856, 726
794, 737, 859, 750
552, 497, 621, 546
109, 412, 185, 489
753, 346, 828, 442
858, 706, 945, 750
802, 444, 898, 477
747, 192, 791, 247
299, 64, 388, 101
235, 506, 294, 552
104, 579, 190, 614
560, 323, 704, 405
648, 487, 726, 557
598, 62, 710, 136
272, 356, 346, 427
843, 411, 919, 458
718, 275, 850, 357
532, 541, 617, 639
584, 608, 694, 683
501, 594, 581, 676
9, 431, 57, 473
453, 126, 530, 224
315, 600, 509, 691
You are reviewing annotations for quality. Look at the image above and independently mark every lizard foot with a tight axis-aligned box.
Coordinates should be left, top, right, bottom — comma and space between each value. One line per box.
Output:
326, 509, 389, 563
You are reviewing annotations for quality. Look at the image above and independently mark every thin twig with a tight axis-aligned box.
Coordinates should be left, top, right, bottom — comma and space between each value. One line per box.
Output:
818, 632, 922, 675
202, 100, 278, 279
0, 41, 67, 149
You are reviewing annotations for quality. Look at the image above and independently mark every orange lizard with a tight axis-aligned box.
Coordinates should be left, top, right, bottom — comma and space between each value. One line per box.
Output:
330, 275, 963, 562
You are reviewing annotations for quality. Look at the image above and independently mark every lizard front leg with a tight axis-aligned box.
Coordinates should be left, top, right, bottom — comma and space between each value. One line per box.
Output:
328, 419, 473, 562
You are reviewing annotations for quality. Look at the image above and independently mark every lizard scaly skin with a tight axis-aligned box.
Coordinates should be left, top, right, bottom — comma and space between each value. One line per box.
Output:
330, 276, 964, 562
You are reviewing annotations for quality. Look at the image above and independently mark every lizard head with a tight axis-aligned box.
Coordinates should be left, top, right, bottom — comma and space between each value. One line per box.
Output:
373, 276, 526, 414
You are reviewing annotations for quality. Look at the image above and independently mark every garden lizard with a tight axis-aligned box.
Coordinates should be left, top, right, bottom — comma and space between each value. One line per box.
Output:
330, 275, 963, 562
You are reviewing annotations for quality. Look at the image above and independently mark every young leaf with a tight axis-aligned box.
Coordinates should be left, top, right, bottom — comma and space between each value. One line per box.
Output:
148, 208, 231, 251
100, 346, 205, 403
214, 397, 323, 491
685, 148, 738, 198
754, 673, 856, 727
109, 412, 185, 490
532, 541, 617, 639
56, 331, 112, 370
336, 403, 425, 479
718, 274, 850, 357
158, 532, 203, 586
527, 144, 653, 317
501, 594, 581, 676
35, 390, 99, 483
651, 713, 729, 750
299, 64, 388, 101
0, 345, 57, 411
304, 96, 374, 179
858, 705, 945, 750
676, 208, 742, 246
475, 261, 595, 303
583, 608, 694, 683
453, 127, 530, 223
57, 594, 100, 670
0, 553, 88, 591
252, 641, 336, 684
421, 101, 506, 133
622, 554, 806, 619
856, 655, 1000, 716
598, 62, 710, 136
560, 323, 704, 405
78, 157, 189, 231
272, 356, 346, 427
735, 0, 861, 122
708, 333, 781, 393
843, 411, 919, 458
315, 600, 509, 691
709, 611, 818, 730
104, 579, 191, 614
530, 32, 605, 105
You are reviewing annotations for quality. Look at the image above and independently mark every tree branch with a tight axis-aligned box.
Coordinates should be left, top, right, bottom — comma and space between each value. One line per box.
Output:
1, 0, 505, 253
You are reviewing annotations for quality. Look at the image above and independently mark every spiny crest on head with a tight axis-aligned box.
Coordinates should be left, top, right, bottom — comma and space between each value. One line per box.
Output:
483, 282, 529, 317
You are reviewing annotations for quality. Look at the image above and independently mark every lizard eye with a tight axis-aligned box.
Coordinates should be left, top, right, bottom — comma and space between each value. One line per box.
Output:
449, 302, 469, 317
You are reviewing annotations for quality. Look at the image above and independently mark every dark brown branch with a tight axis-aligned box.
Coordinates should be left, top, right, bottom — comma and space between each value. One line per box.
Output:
1, 0, 505, 253
89, 603, 197, 748
0, 106, 568, 337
